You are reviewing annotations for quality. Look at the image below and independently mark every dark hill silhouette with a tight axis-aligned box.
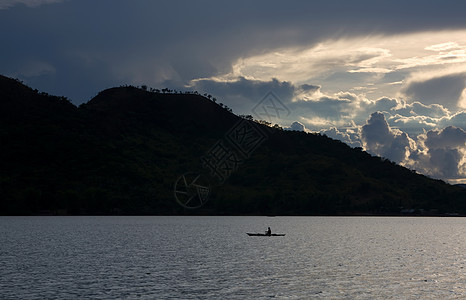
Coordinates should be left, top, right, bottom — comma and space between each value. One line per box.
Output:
0, 75, 464, 215
82, 86, 237, 137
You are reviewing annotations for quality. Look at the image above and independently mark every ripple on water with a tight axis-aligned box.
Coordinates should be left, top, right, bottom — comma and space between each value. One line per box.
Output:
0, 216, 464, 299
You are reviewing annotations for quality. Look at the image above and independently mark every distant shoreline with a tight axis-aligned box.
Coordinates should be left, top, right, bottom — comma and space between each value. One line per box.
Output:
1, 213, 465, 217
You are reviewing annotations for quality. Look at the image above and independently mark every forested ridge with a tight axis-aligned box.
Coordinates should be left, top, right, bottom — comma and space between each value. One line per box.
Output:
1, 75, 465, 215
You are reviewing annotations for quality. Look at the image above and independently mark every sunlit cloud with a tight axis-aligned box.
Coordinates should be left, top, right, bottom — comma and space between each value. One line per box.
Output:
389, 115, 438, 130
320, 126, 362, 148
299, 116, 342, 128
210, 40, 394, 84
438, 111, 466, 129
199, 30, 466, 111
425, 42, 462, 52
284, 121, 309, 132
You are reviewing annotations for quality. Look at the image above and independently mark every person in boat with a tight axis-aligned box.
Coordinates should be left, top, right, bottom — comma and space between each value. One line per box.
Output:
266, 227, 271, 236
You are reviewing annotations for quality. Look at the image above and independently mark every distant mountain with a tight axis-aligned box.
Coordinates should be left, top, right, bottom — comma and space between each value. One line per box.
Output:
1, 75, 465, 215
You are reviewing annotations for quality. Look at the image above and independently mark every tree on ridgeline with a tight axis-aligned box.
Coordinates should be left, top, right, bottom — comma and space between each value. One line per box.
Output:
239, 115, 254, 121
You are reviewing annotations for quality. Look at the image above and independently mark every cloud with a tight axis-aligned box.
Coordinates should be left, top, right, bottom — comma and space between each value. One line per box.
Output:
290, 91, 370, 127
389, 114, 438, 132
361, 112, 415, 163
423, 126, 466, 149
289, 93, 451, 135
426, 148, 464, 178
190, 74, 462, 139
300, 84, 321, 93
214, 42, 393, 84
191, 75, 464, 143
355, 113, 466, 182
190, 77, 369, 131
406, 126, 466, 179
190, 71, 465, 135
201, 30, 466, 102
190, 77, 295, 121
401, 73, 466, 108
0, 0, 63, 9
378, 101, 452, 135
320, 127, 362, 148
285, 121, 307, 132
293, 84, 325, 103
3, 0, 466, 105
291, 97, 352, 122
287, 95, 466, 182
438, 111, 466, 129
362, 97, 399, 115
425, 42, 462, 52
392, 101, 450, 118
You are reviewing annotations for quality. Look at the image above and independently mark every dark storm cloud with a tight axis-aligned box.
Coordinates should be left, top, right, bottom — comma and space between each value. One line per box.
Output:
402, 74, 466, 108
362, 97, 399, 115
299, 84, 321, 93
0, 0, 64, 9
424, 126, 466, 149
3, 0, 466, 103
191, 77, 295, 114
426, 148, 463, 178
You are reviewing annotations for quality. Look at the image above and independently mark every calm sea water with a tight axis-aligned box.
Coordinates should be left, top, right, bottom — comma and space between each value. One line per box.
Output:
0, 216, 464, 299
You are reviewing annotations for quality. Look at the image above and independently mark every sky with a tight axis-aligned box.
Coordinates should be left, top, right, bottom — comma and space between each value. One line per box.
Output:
1, 0, 466, 184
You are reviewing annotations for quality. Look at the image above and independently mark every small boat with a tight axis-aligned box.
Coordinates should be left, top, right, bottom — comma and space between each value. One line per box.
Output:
246, 233, 285, 236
